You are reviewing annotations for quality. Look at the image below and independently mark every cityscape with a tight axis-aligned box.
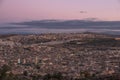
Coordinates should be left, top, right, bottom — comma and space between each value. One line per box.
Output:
0, 33, 120, 80
0, 0, 120, 80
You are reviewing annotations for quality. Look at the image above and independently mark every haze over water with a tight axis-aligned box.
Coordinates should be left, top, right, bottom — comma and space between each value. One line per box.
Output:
0, 20, 120, 35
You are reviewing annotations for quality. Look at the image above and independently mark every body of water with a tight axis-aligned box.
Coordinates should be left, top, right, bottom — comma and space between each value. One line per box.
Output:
0, 23, 120, 35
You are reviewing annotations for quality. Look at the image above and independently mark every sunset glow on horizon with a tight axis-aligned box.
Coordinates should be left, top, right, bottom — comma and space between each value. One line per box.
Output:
0, 0, 120, 23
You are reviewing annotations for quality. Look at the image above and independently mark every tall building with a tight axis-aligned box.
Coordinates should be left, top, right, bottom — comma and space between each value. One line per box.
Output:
18, 58, 21, 64
35, 56, 38, 65
23, 59, 26, 64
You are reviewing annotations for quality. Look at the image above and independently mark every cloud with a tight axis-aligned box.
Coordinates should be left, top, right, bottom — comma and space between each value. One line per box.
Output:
11, 19, 120, 29
84, 18, 99, 21
79, 11, 87, 14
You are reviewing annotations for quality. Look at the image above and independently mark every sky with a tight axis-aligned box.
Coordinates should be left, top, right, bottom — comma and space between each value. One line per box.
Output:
0, 0, 120, 23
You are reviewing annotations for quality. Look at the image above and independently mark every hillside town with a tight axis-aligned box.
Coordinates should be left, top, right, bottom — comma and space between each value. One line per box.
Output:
0, 33, 120, 79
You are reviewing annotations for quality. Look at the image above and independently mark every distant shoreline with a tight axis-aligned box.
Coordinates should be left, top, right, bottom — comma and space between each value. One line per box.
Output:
0, 32, 120, 38
1, 20, 120, 35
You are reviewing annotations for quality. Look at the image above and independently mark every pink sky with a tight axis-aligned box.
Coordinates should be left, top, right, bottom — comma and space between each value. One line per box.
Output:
0, 0, 120, 23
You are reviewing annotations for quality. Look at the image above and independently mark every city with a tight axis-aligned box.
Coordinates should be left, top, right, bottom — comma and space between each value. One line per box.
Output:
0, 33, 120, 80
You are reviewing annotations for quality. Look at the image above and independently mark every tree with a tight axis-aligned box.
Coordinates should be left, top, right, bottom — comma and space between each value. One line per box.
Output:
0, 64, 11, 80
23, 71, 28, 76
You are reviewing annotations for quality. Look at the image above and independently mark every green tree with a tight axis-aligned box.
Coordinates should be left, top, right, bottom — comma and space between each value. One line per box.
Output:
23, 71, 28, 76
0, 64, 11, 80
